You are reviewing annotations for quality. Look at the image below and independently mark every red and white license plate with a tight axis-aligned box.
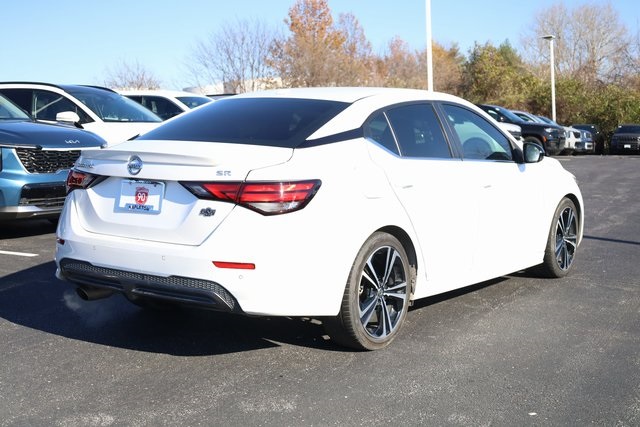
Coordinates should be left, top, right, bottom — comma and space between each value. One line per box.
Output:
116, 179, 164, 214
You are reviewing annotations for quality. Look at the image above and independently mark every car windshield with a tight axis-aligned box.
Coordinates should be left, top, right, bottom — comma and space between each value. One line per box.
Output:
0, 94, 31, 121
63, 86, 161, 123
176, 96, 212, 109
616, 125, 640, 133
492, 107, 525, 123
138, 97, 350, 148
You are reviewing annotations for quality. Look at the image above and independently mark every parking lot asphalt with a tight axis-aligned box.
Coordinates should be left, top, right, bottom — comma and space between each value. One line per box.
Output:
0, 155, 638, 426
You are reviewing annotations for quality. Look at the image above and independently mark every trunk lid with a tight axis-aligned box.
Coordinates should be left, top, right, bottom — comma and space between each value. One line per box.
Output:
72, 139, 293, 245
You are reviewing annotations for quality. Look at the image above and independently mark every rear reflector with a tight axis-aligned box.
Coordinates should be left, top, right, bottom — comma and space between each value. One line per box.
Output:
213, 261, 256, 270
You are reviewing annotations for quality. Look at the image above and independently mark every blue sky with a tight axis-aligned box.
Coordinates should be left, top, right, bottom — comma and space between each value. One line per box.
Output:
2, 0, 638, 90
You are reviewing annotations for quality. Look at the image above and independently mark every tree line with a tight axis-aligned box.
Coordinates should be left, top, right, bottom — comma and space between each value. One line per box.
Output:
106, 0, 640, 138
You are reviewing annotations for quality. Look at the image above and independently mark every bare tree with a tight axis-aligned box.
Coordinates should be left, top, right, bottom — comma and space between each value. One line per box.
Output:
188, 18, 278, 93
104, 59, 161, 90
521, 2, 633, 84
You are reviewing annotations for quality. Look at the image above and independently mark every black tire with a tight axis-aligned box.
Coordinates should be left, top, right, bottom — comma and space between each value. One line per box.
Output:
324, 232, 412, 350
534, 198, 579, 278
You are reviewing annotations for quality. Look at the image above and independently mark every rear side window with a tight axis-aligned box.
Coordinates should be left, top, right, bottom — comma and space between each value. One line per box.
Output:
141, 96, 182, 120
364, 112, 399, 155
138, 97, 349, 148
385, 104, 452, 158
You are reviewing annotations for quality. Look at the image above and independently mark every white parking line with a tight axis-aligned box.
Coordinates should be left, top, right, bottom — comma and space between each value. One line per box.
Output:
0, 250, 39, 257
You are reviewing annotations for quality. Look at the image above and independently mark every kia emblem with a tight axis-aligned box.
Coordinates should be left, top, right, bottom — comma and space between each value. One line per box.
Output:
128, 155, 143, 175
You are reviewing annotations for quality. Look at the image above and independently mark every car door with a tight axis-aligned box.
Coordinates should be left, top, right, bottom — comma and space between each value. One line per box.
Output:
439, 103, 544, 281
364, 103, 482, 298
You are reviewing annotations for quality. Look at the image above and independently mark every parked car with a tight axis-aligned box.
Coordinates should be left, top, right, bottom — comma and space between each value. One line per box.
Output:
510, 110, 543, 124
477, 104, 566, 155
0, 82, 162, 146
537, 115, 583, 155
496, 122, 524, 145
55, 87, 583, 350
610, 124, 640, 155
120, 90, 212, 120
0, 93, 105, 220
511, 110, 578, 155
572, 129, 594, 154
572, 124, 605, 154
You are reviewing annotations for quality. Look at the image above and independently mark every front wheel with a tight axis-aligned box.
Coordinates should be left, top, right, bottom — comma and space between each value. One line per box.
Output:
324, 232, 412, 350
535, 198, 579, 278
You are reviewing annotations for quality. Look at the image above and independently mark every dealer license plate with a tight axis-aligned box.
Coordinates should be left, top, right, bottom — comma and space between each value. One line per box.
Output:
116, 179, 164, 214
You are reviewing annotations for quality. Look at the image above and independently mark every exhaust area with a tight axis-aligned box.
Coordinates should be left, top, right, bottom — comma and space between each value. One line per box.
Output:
76, 286, 114, 301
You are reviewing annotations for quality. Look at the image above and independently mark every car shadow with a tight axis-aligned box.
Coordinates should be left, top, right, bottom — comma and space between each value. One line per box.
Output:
409, 277, 509, 311
0, 218, 57, 238
1, 262, 539, 355
0, 261, 341, 356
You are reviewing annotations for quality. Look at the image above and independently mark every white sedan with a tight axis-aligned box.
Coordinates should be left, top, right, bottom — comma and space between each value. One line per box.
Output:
55, 87, 583, 350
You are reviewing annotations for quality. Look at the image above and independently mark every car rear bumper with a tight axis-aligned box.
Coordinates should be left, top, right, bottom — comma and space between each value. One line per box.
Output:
574, 141, 594, 153
0, 182, 66, 219
611, 140, 640, 154
57, 258, 240, 312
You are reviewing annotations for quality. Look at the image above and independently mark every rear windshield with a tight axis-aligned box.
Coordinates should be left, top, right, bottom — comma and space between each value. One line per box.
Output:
137, 97, 350, 148
615, 125, 640, 134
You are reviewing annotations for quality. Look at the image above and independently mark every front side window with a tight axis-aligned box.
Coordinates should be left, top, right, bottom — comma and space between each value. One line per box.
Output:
0, 94, 30, 120
64, 86, 161, 123
32, 90, 90, 122
385, 104, 452, 159
443, 104, 513, 161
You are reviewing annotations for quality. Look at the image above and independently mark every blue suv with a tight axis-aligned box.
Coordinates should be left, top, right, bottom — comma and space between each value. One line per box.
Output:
0, 93, 105, 220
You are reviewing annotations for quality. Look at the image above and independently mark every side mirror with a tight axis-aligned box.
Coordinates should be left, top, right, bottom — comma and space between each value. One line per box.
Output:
56, 111, 81, 124
523, 142, 545, 163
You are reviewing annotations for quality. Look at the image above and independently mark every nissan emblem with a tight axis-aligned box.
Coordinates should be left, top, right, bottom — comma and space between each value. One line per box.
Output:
127, 155, 143, 175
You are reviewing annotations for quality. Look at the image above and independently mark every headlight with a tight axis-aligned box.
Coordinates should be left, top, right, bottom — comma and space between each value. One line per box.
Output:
544, 127, 555, 133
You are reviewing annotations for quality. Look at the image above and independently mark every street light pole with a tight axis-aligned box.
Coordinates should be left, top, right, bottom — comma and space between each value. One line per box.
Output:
542, 35, 556, 122
426, 0, 433, 91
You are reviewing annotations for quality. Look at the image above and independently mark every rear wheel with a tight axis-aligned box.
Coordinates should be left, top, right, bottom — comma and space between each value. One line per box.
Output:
535, 198, 579, 278
324, 232, 411, 350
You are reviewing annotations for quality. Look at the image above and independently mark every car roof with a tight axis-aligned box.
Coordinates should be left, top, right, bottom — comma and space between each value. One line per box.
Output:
232, 86, 464, 104
118, 89, 211, 98
0, 81, 115, 93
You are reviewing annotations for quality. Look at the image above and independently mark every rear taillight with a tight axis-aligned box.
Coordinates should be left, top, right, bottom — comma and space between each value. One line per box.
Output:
182, 180, 321, 215
66, 169, 100, 193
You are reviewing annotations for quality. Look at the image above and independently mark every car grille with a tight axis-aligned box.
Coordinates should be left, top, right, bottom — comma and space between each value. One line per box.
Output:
59, 258, 239, 311
613, 140, 639, 150
15, 148, 80, 173
613, 135, 640, 143
19, 183, 66, 207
